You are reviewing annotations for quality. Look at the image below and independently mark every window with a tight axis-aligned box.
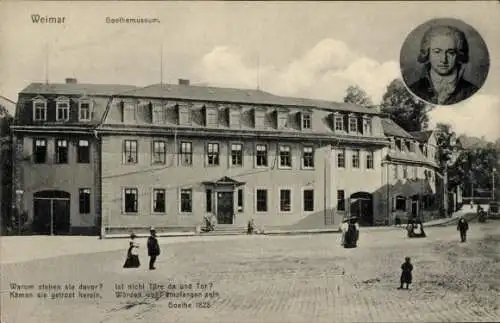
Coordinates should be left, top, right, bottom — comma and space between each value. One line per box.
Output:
366, 151, 374, 169
79, 102, 91, 121
334, 115, 344, 131
180, 142, 192, 166
153, 189, 166, 213
33, 100, 47, 121
394, 165, 399, 179
337, 190, 345, 211
231, 143, 243, 166
207, 143, 220, 166
56, 101, 70, 121
408, 141, 415, 152
152, 104, 164, 124
33, 139, 47, 164
152, 141, 166, 164
303, 189, 314, 212
256, 144, 268, 167
124, 188, 138, 213
280, 189, 291, 212
229, 108, 240, 128
352, 149, 360, 168
363, 118, 372, 135
179, 106, 190, 125
413, 167, 418, 179
278, 112, 288, 129
254, 110, 265, 128
302, 146, 314, 169
206, 189, 212, 213
256, 189, 268, 212
395, 139, 402, 150
79, 188, 91, 214
279, 145, 292, 168
56, 139, 68, 164
403, 165, 408, 178
302, 113, 311, 130
180, 188, 192, 213
349, 117, 358, 132
337, 149, 345, 168
237, 189, 244, 212
395, 196, 406, 211
205, 108, 218, 127
422, 144, 428, 157
123, 140, 138, 164
77, 140, 90, 163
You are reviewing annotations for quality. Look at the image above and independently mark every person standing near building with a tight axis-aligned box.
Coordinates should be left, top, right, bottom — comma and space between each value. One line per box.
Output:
147, 227, 160, 270
457, 216, 469, 242
123, 233, 140, 268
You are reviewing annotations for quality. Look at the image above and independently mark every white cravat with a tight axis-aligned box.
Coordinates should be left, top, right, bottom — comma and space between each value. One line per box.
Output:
430, 68, 459, 104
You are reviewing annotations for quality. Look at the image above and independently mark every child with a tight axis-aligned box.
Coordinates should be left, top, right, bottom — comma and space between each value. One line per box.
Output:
398, 257, 413, 289
123, 233, 140, 268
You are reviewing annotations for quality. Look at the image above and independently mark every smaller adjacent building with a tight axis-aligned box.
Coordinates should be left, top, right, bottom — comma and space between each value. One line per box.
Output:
380, 118, 441, 224
1, 95, 16, 231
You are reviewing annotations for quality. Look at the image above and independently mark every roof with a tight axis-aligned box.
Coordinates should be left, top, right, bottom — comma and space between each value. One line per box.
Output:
0, 95, 16, 105
381, 118, 414, 139
20, 83, 138, 97
410, 130, 434, 143
19, 82, 378, 115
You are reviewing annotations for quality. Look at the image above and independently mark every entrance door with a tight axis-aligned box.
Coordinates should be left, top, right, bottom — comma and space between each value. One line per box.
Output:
217, 191, 234, 224
411, 201, 418, 219
33, 190, 71, 235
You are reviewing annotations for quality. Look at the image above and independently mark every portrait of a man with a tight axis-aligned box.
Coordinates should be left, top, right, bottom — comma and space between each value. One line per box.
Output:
406, 24, 481, 105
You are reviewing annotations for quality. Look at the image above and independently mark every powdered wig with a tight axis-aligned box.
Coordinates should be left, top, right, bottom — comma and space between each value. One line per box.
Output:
417, 25, 469, 64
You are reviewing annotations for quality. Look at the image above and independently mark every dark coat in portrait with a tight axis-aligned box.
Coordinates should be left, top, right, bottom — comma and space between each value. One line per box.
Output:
409, 71, 479, 105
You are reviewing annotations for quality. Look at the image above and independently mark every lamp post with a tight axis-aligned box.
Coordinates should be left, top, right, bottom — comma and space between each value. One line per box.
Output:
492, 168, 497, 201
15, 189, 24, 235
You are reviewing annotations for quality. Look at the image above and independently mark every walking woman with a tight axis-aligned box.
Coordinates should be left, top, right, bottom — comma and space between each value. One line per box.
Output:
123, 233, 140, 268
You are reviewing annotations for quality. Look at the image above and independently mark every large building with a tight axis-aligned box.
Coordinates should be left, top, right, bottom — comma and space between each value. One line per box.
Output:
11, 78, 441, 236
1, 95, 16, 232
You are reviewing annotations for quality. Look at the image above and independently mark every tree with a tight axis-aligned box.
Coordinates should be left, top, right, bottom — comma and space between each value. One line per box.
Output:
380, 79, 431, 132
343, 85, 373, 106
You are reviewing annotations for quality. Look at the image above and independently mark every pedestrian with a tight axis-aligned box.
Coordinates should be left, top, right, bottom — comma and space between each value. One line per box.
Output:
147, 227, 160, 270
123, 233, 140, 268
398, 256, 413, 290
457, 216, 469, 242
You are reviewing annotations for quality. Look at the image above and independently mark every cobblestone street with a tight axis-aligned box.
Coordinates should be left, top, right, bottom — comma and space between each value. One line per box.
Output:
2, 223, 499, 323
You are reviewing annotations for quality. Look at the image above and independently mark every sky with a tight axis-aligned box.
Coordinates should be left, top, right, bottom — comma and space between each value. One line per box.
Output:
0, 1, 499, 140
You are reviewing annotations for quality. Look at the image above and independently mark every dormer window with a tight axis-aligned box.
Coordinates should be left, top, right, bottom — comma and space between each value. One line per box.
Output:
334, 113, 344, 131
205, 106, 218, 128
32, 97, 47, 121
408, 141, 415, 152
56, 98, 70, 121
301, 112, 312, 130
229, 106, 241, 128
363, 116, 372, 135
395, 139, 402, 150
122, 101, 136, 123
178, 104, 191, 125
152, 103, 165, 124
254, 108, 265, 129
348, 115, 358, 133
277, 108, 288, 129
390, 138, 396, 150
78, 100, 91, 121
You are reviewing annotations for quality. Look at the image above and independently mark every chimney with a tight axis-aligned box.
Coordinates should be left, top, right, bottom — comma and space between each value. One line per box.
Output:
65, 78, 77, 84
178, 79, 190, 86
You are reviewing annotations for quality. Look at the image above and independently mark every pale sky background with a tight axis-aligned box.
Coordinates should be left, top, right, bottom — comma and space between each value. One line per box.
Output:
1, 1, 499, 140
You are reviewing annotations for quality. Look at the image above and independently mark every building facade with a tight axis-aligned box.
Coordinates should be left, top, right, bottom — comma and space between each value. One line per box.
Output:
11, 78, 442, 236
380, 119, 441, 224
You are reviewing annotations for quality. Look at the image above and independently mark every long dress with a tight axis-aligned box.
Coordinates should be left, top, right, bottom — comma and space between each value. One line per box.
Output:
123, 240, 140, 268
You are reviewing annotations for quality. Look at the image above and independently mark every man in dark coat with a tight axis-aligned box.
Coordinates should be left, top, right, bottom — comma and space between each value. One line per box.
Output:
408, 25, 479, 105
147, 227, 160, 270
457, 216, 469, 242
398, 257, 413, 290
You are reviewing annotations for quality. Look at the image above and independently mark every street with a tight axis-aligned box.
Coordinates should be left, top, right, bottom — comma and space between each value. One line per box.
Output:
1, 223, 499, 323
